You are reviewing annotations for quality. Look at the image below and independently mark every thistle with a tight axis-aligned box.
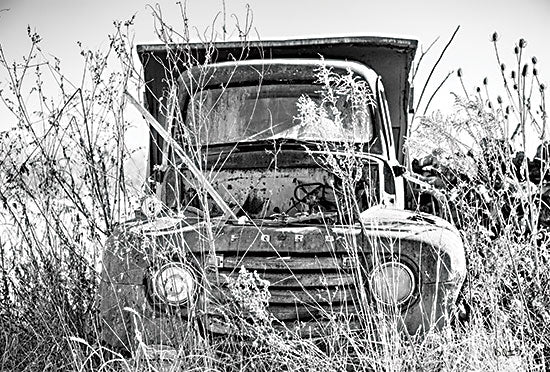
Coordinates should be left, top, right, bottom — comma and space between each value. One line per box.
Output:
519, 38, 527, 48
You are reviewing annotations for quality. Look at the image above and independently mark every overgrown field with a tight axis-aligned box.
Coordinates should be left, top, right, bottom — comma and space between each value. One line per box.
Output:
0, 8, 549, 372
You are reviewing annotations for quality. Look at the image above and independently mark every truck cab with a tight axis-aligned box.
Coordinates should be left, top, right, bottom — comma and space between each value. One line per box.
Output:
98, 37, 466, 356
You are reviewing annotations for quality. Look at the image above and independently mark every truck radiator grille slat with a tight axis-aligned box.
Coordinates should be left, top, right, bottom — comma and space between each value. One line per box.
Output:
207, 286, 359, 305
218, 255, 353, 271
207, 302, 359, 321
207, 272, 355, 288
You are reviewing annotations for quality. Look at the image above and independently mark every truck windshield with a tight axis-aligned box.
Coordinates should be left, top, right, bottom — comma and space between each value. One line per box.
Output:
184, 83, 374, 144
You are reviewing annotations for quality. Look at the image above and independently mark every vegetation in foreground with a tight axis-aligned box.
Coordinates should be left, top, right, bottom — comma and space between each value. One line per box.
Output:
0, 7, 548, 372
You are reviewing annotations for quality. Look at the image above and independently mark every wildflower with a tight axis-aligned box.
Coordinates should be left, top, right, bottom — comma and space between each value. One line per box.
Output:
457, 68, 463, 77
533, 68, 538, 77
491, 32, 499, 42
532, 56, 538, 65
497, 96, 503, 104
501, 63, 506, 71
522, 64, 528, 77
476, 87, 481, 93
519, 38, 527, 48
483, 77, 488, 85
541, 83, 546, 92
514, 46, 519, 55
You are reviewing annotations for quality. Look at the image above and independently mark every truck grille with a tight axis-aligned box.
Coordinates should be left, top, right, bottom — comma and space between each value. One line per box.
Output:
197, 224, 365, 334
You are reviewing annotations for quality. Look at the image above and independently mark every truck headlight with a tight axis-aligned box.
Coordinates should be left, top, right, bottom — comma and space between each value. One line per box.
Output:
152, 263, 195, 306
369, 262, 415, 306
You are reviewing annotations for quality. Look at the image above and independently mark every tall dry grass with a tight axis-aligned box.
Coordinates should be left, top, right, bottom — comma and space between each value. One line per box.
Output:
406, 32, 549, 371
0, 19, 143, 371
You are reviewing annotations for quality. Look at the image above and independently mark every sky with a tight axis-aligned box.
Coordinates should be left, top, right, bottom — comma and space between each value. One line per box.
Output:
0, 0, 548, 155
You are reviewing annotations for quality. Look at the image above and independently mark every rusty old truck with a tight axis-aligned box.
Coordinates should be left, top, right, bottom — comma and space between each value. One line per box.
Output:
98, 37, 466, 355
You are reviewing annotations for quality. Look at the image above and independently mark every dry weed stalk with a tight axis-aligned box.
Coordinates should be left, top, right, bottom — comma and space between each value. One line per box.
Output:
407, 33, 549, 370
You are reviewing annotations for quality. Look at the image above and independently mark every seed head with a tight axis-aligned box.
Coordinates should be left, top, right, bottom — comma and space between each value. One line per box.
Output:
511, 70, 516, 79
514, 46, 519, 55
483, 77, 488, 85
488, 101, 493, 109
533, 68, 538, 77
501, 63, 506, 71
476, 86, 481, 93
457, 68, 463, 77
491, 32, 499, 42
513, 84, 518, 90
519, 38, 527, 48
506, 106, 510, 115
497, 95, 503, 104
532, 56, 538, 65
541, 83, 546, 92
522, 64, 528, 77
